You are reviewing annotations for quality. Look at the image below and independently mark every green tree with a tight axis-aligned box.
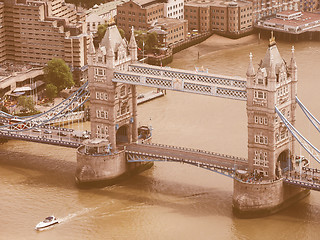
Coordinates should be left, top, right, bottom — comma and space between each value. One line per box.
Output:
148, 32, 158, 49
135, 30, 159, 53
118, 28, 125, 39
17, 96, 35, 112
45, 83, 58, 101
44, 58, 74, 92
97, 23, 108, 42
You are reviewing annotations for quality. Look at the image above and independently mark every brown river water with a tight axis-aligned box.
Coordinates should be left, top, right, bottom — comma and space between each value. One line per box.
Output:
1, 35, 320, 239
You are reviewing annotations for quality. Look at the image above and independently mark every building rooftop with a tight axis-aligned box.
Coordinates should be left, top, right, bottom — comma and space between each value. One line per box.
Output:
154, 17, 187, 29
266, 11, 320, 27
259, 11, 320, 33
131, 0, 161, 7
185, 0, 251, 7
86, 13, 104, 23
87, 0, 129, 16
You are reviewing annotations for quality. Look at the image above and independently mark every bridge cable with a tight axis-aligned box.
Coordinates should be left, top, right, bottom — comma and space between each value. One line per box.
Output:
296, 96, 320, 134
275, 107, 320, 164
0, 82, 89, 132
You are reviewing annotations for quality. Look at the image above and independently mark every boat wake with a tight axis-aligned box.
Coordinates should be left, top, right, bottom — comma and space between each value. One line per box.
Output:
57, 207, 99, 225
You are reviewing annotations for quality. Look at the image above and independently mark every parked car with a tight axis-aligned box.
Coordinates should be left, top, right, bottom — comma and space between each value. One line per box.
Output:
57, 131, 67, 136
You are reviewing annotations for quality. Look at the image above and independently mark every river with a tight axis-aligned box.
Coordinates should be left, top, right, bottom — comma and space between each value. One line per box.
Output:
1, 35, 320, 239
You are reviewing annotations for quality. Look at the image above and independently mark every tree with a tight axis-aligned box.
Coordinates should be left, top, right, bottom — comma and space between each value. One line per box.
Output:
97, 23, 108, 42
44, 58, 74, 92
118, 28, 125, 39
135, 30, 159, 53
17, 96, 35, 112
45, 83, 58, 101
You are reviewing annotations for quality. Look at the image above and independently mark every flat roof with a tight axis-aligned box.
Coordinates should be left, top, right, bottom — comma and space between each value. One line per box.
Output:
265, 11, 320, 27
155, 17, 187, 29
185, 0, 251, 7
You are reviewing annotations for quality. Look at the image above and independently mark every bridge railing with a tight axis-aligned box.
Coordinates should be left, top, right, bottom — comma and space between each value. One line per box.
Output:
0, 131, 80, 148
126, 149, 239, 178
140, 142, 247, 162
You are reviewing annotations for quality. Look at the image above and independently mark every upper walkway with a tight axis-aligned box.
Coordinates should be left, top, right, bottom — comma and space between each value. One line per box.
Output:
125, 142, 248, 178
113, 63, 247, 101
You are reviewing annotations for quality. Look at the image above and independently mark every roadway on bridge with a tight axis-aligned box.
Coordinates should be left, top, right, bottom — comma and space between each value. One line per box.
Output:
0, 125, 85, 148
126, 143, 248, 170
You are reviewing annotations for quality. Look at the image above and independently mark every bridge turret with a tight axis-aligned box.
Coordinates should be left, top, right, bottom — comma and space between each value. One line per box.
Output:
104, 31, 115, 70
234, 36, 308, 217
128, 26, 138, 63
87, 34, 96, 68
246, 52, 255, 89
77, 25, 148, 186
246, 34, 296, 180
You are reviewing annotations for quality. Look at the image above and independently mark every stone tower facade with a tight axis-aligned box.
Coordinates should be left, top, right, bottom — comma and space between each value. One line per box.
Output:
87, 25, 138, 151
246, 36, 298, 180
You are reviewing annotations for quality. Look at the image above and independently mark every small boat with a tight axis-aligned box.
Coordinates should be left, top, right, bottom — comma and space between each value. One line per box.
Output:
35, 216, 59, 230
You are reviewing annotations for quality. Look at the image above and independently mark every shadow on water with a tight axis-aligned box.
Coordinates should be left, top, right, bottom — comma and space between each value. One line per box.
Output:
0, 147, 234, 218
78, 172, 234, 218
0, 148, 77, 189
3, 146, 320, 221
231, 196, 320, 240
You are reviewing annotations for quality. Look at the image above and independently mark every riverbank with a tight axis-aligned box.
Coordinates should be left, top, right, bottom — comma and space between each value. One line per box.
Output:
171, 33, 259, 64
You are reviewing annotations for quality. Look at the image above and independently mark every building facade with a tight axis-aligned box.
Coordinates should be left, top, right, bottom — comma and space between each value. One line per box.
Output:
184, 0, 253, 36
249, 0, 299, 23
164, 0, 184, 19
0, 0, 89, 82
86, 0, 129, 34
148, 17, 188, 46
117, 0, 165, 38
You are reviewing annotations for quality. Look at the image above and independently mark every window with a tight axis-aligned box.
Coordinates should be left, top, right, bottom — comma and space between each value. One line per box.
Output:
254, 90, 267, 99
255, 134, 268, 145
253, 150, 269, 167
120, 86, 126, 97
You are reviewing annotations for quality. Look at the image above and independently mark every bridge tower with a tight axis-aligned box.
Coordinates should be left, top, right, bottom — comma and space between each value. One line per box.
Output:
233, 35, 309, 217
88, 25, 138, 149
246, 35, 297, 180
75, 26, 151, 185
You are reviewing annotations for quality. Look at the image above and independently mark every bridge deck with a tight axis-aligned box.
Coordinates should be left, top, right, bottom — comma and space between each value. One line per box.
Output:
284, 167, 320, 191
0, 126, 82, 148
126, 143, 248, 177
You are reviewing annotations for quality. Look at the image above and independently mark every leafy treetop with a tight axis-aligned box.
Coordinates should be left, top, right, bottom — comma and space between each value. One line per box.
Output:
44, 58, 74, 92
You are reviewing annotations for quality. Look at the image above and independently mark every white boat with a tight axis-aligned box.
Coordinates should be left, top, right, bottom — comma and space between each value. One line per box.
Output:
35, 216, 59, 230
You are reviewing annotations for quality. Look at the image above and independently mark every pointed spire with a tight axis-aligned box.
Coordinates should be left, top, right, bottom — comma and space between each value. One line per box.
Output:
268, 53, 276, 79
88, 34, 95, 55
105, 30, 114, 57
246, 52, 255, 77
128, 26, 137, 49
289, 45, 297, 69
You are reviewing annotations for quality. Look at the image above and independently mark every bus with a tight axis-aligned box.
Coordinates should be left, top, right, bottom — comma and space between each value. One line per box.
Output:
9, 118, 26, 129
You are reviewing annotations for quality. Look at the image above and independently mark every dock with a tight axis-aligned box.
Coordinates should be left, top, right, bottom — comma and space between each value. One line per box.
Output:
137, 90, 165, 105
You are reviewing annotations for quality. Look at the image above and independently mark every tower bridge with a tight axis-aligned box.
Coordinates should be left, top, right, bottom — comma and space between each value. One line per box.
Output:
1, 26, 320, 217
